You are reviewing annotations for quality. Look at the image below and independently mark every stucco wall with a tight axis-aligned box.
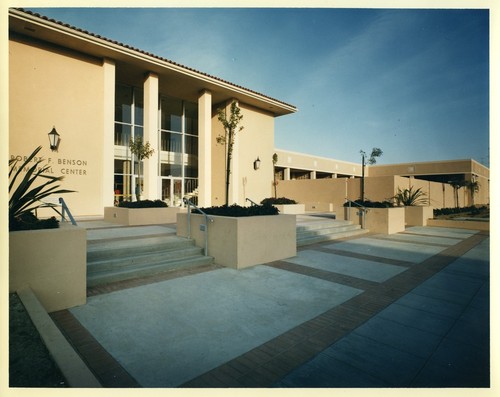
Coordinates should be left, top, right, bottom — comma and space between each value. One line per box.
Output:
9, 37, 106, 218
211, 101, 275, 206
275, 175, 480, 210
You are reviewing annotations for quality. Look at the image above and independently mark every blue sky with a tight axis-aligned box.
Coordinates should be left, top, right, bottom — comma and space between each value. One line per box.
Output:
30, 6, 490, 166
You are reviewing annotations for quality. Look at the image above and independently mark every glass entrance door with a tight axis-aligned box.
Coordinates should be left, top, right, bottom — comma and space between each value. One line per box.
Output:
161, 178, 183, 207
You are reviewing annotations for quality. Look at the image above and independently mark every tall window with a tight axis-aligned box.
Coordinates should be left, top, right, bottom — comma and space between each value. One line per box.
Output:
159, 96, 198, 204
114, 84, 143, 202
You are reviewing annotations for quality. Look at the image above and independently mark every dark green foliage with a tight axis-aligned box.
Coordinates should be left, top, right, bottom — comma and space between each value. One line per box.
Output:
118, 199, 168, 208
196, 204, 279, 217
9, 146, 74, 231
10, 212, 59, 231
434, 206, 488, 217
393, 186, 428, 206
260, 197, 298, 205
344, 199, 393, 208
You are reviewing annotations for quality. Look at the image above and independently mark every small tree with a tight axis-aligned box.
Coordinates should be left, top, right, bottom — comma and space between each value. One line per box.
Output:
129, 137, 154, 201
272, 153, 278, 198
216, 100, 244, 206
466, 180, 480, 206
360, 148, 383, 202
449, 179, 466, 208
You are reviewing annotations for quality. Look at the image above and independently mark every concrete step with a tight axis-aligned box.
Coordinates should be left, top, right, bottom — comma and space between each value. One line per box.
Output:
88, 246, 205, 273
86, 225, 214, 287
87, 234, 197, 262
87, 255, 214, 287
296, 219, 369, 246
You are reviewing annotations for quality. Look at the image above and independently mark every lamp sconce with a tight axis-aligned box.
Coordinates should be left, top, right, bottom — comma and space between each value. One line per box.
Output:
48, 126, 61, 152
253, 157, 261, 170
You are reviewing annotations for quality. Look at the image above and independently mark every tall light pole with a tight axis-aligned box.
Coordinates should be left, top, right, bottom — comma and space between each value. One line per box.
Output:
360, 148, 383, 203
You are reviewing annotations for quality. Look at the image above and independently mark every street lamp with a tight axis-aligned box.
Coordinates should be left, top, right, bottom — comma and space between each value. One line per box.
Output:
48, 127, 61, 152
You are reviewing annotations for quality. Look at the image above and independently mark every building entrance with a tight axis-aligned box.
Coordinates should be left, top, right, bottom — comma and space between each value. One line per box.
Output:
161, 178, 183, 207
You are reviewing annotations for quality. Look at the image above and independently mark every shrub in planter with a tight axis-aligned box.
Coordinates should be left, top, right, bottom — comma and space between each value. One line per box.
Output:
118, 199, 168, 208
393, 186, 428, 206
343, 199, 393, 208
260, 197, 298, 205
195, 204, 279, 217
10, 212, 59, 231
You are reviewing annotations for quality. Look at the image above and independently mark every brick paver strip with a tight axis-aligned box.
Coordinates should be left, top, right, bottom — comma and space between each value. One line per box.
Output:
181, 231, 489, 388
50, 310, 141, 388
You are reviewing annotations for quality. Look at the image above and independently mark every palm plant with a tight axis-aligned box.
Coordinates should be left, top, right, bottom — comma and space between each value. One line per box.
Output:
393, 186, 428, 206
9, 146, 74, 230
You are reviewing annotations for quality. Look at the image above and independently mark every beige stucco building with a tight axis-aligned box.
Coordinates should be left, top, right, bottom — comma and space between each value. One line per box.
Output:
9, 8, 296, 218
9, 9, 489, 219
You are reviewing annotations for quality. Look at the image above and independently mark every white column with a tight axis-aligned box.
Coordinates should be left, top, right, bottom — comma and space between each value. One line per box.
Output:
198, 90, 212, 207
143, 73, 159, 200
311, 170, 317, 179
284, 167, 291, 180
102, 59, 115, 210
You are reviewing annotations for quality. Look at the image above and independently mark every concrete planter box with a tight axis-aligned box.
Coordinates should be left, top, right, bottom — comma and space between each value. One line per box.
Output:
9, 224, 87, 312
274, 203, 305, 214
405, 206, 434, 226
306, 202, 334, 212
347, 207, 405, 234
104, 206, 185, 225
177, 213, 297, 269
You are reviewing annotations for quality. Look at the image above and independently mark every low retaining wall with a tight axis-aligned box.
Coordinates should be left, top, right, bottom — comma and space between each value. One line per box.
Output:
427, 219, 489, 231
104, 206, 185, 225
9, 224, 87, 312
177, 213, 296, 269
274, 204, 305, 214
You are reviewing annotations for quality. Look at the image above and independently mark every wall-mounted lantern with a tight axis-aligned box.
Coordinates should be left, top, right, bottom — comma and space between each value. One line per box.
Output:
254, 157, 261, 170
48, 127, 60, 152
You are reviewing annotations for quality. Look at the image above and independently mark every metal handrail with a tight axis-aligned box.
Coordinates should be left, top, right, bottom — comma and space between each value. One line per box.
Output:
38, 197, 77, 225
183, 197, 214, 256
245, 198, 259, 206
345, 199, 368, 229
59, 197, 77, 225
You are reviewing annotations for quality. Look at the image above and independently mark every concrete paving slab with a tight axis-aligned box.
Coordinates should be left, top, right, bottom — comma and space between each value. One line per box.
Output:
274, 351, 389, 388
411, 338, 490, 387
376, 302, 457, 336
70, 265, 363, 387
393, 292, 465, 319
352, 316, 443, 359
410, 272, 484, 305
320, 332, 427, 386
284, 249, 407, 282
326, 237, 445, 263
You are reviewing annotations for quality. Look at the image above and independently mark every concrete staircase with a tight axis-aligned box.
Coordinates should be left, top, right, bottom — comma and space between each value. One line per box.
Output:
86, 226, 213, 287
296, 216, 369, 246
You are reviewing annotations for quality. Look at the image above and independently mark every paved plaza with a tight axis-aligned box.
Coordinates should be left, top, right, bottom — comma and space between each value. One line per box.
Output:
50, 224, 490, 388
